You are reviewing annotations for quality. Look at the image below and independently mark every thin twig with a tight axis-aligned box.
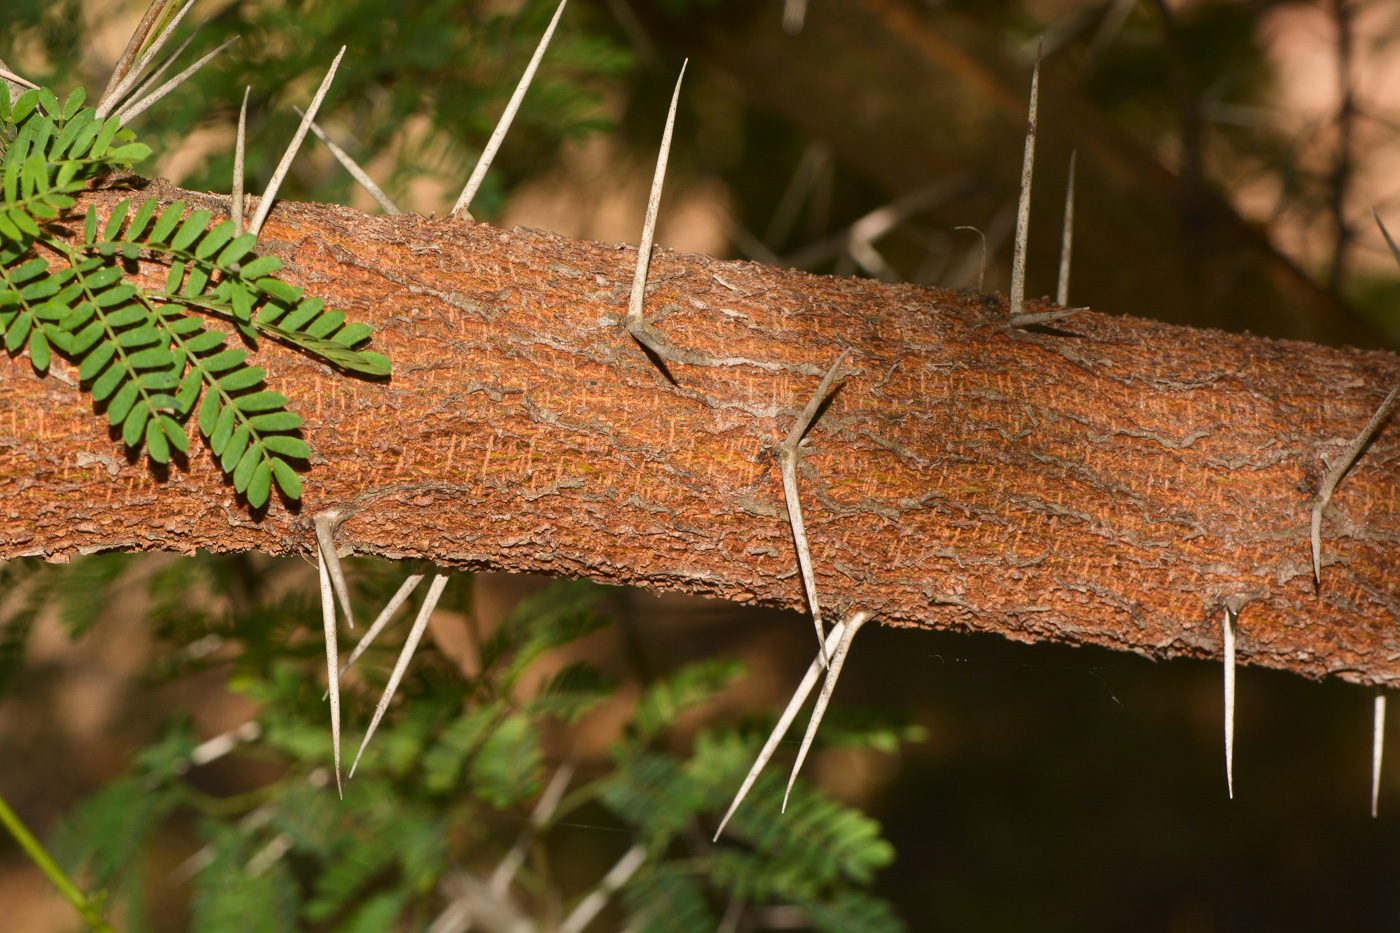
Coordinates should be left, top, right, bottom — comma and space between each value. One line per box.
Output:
0, 791, 115, 932
713, 619, 849, 841
1223, 607, 1235, 800
295, 106, 402, 215
779, 350, 849, 667
1310, 380, 1400, 586
115, 35, 240, 124
783, 610, 872, 811
1373, 692, 1386, 818
0, 66, 40, 91
1009, 43, 1041, 321
490, 758, 577, 896
247, 46, 347, 239
96, 0, 197, 119
348, 572, 451, 778
1057, 149, 1077, 307
452, 0, 569, 218
625, 60, 689, 333
316, 538, 343, 798
232, 87, 249, 235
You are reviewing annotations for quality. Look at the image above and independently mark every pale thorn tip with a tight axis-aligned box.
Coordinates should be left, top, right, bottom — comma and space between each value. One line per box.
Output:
296, 105, 402, 215
1373, 692, 1386, 818
626, 60, 689, 331
1009, 41, 1041, 322
1056, 149, 1077, 307
247, 45, 347, 240
783, 611, 872, 812
97, 0, 173, 109
713, 620, 849, 841
452, 0, 570, 219
316, 544, 343, 798
232, 86, 249, 236
349, 572, 450, 778
110, 20, 204, 119
1223, 608, 1235, 800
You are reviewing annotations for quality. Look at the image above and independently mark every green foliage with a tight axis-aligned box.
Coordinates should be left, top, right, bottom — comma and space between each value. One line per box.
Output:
19, 555, 914, 931
0, 86, 390, 509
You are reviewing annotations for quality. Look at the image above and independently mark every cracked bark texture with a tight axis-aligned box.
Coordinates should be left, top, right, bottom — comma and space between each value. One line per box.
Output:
2, 180, 1398, 685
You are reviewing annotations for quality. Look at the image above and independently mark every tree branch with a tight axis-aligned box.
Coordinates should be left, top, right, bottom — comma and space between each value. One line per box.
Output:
3, 180, 1398, 686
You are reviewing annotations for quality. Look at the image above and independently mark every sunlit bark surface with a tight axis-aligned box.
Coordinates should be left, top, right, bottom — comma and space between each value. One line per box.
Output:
2, 181, 1397, 684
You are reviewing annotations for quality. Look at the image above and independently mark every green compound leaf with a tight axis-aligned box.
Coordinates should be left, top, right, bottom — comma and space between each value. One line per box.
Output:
270, 457, 301, 499
246, 458, 273, 508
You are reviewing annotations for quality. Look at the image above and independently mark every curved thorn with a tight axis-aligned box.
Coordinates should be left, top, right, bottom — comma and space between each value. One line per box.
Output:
115, 34, 240, 124
713, 620, 848, 841
1056, 149, 1077, 307
626, 59, 688, 331
96, 0, 198, 119
317, 544, 342, 798
248, 45, 347, 239
452, 0, 569, 218
1224, 608, 1235, 800
1374, 692, 1386, 818
321, 568, 427, 700
295, 106, 402, 215
1009, 42, 1041, 321
779, 451, 827, 668
232, 87, 250, 235
349, 572, 450, 778
953, 225, 987, 292
782, 611, 873, 812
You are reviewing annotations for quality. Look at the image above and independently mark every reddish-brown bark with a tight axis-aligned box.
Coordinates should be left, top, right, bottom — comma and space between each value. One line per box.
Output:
2, 180, 1397, 684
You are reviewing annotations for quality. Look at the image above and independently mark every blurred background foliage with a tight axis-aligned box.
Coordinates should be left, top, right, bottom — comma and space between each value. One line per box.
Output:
3, 0, 1400, 930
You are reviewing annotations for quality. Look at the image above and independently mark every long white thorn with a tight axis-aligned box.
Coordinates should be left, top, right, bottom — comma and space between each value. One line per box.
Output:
348, 572, 450, 778
115, 35, 240, 124
1009, 43, 1041, 321
1056, 149, 1076, 306
96, 0, 198, 119
317, 544, 343, 798
232, 87, 249, 235
247, 46, 347, 239
1224, 608, 1236, 800
452, 0, 569, 218
713, 620, 848, 841
1310, 380, 1400, 586
626, 59, 688, 331
783, 611, 872, 812
1373, 692, 1386, 818
313, 508, 357, 630
322, 569, 427, 699
295, 106, 402, 215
